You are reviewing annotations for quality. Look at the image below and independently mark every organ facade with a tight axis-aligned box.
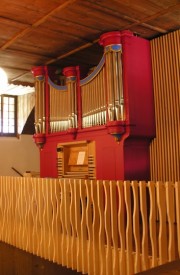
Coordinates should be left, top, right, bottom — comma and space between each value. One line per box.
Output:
32, 30, 155, 180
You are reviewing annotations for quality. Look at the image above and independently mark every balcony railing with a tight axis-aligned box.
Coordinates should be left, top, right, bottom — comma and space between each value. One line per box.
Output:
0, 176, 179, 275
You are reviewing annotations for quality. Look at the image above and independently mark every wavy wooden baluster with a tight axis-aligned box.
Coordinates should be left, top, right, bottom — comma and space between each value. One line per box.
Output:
1, 175, 7, 243
33, 179, 39, 255
165, 182, 175, 261
117, 181, 126, 275
47, 179, 55, 261
21, 178, 27, 251
110, 181, 119, 275
16, 177, 22, 248
124, 181, 133, 275
28, 178, 34, 253
22, 178, 29, 252
0, 176, 5, 242
59, 179, 66, 265
64, 179, 71, 267
97, 180, 106, 275
69, 179, 76, 269
26, 178, 33, 254
57, 179, 63, 265
5, 178, 11, 243
32, 179, 38, 255
103, 180, 112, 275
33, 178, 39, 255
41, 179, 48, 259
74, 179, 82, 271
148, 181, 157, 268
175, 182, 180, 257
34, 178, 41, 256
62, 179, 67, 263
79, 179, 88, 274
131, 181, 141, 273
54, 179, 62, 264
85, 180, 93, 275
0, 177, 2, 240
4, 176, 9, 243
156, 181, 168, 264
9, 176, 14, 244
91, 180, 100, 275
22, 178, 28, 251
50, 178, 57, 262
17, 177, 22, 248
139, 181, 149, 271
5, 177, 10, 244
0, 177, 3, 237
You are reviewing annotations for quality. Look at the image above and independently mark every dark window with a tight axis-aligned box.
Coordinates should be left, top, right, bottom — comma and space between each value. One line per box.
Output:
0, 95, 17, 136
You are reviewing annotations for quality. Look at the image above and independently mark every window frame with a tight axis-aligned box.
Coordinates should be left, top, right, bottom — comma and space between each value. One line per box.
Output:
0, 94, 18, 137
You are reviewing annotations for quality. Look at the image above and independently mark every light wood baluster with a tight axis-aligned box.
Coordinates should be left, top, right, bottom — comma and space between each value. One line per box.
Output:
165, 182, 176, 261
139, 181, 149, 271
117, 181, 126, 275
97, 180, 106, 275
124, 181, 133, 275
103, 181, 112, 275
85, 180, 93, 275
148, 181, 158, 268
175, 182, 180, 257
156, 182, 168, 264
80, 180, 88, 274
110, 181, 119, 275
132, 181, 141, 273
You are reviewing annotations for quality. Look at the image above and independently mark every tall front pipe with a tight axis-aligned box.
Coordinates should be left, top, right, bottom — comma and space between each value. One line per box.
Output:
32, 66, 46, 134
32, 66, 46, 149
99, 31, 124, 122
63, 67, 78, 130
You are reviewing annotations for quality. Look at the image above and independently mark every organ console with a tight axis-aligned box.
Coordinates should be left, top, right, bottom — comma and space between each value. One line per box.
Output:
32, 30, 155, 180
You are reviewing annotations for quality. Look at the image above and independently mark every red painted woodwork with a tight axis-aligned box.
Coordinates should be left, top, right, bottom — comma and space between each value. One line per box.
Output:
33, 31, 155, 181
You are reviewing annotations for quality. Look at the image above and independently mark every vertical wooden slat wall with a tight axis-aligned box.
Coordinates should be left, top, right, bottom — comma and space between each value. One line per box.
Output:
0, 176, 180, 275
150, 29, 180, 181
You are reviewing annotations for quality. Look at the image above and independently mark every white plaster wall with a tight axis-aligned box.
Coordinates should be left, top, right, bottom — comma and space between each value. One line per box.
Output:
0, 134, 40, 176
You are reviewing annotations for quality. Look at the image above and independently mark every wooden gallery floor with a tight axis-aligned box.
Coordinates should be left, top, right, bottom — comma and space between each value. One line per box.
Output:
0, 241, 180, 274
0, 242, 83, 275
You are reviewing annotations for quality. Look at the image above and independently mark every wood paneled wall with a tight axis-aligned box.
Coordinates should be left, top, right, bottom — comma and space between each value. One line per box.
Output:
150, 29, 180, 181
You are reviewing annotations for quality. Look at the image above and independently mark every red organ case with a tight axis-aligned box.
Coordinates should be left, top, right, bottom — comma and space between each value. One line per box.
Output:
32, 30, 155, 181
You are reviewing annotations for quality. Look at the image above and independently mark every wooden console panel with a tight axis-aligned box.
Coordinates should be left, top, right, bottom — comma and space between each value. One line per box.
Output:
57, 140, 96, 179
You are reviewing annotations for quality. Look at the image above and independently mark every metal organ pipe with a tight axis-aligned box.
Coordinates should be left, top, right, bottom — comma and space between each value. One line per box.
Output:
48, 67, 78, 133
104, 45, 124, 121
49, 85, 69, 133
80, 57, 107, 128
34, 75, 45, 134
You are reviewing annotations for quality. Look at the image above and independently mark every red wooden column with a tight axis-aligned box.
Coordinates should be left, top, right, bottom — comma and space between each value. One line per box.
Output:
99, 30, 156, 180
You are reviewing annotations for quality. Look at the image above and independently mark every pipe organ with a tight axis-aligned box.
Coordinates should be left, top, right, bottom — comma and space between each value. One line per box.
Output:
32, 30, 155, 180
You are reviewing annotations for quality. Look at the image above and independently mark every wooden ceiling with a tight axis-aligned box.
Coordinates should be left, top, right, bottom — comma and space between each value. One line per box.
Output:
0, 0, 179, 86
